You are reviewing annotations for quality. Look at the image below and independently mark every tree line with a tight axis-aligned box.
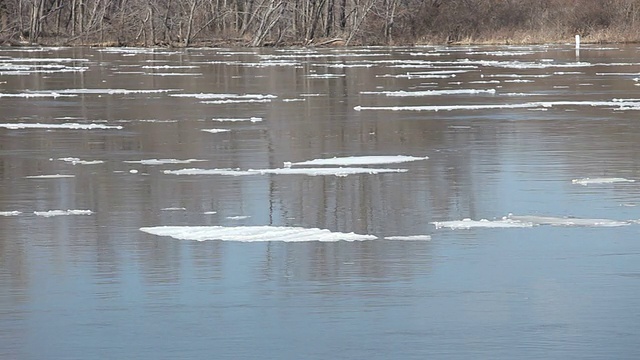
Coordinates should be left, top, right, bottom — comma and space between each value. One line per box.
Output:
1, 0, 639, 47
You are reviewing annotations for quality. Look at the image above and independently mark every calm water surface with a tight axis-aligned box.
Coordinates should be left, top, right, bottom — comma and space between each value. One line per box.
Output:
1, 45, 640, 359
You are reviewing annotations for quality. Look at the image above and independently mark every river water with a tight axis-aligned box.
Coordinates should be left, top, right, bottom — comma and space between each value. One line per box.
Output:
1, 44, 640, 359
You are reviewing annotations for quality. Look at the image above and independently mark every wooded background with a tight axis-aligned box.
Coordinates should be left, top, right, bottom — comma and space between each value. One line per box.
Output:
1, 0, 640, 47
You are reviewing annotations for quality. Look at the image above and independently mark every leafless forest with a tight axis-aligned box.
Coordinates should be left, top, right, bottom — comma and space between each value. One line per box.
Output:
1, 0, 640, 47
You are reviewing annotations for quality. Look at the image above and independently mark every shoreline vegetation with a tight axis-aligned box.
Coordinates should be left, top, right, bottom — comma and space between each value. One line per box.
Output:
1, 0, 640, 48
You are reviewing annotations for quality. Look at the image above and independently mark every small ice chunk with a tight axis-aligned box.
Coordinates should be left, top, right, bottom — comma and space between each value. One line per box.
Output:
25, 174, 75, 179
572, 177, 635, 185
227, 215, 251, 220
0, 211, 21, 216
161, 207, 187, 211
204, 211, 218, 215
34, 209, 93, 217
202, 129, 231, 133
129, 169, 139, 174
57, 157, 104, 165
139, 225, 377, 242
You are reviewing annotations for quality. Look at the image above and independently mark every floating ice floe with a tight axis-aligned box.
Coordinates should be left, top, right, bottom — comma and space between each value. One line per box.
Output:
354, 100, 640, 112
124, 159, 206, 165
24, 174, 75, 179
360, 89, 495, 97
384, 235, 432, 241
161, 207, 187, 211
171, 93, 276, 100
42, 88, 179, 95
0, 92, 77, 98
433, 214, 633, 229
571, 177, 636, 185
55, 157, 104, 165
0, 211, 21, 216
164, 167, 408, 177
202, 129, 231, 133
306, 73, 346, 78
286, 155, 428, 167
0, 123, 123, 130
227, 215, 251, 220
433, 218, 533, 229
146, 72, 203, 76
507, 215, 630, 227
211, 117, 262, 122
34, 210, 93, 217
139, 225, 377, 242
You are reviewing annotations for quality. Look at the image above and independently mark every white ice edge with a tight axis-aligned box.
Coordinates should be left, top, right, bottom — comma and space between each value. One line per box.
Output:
287, 155, 428, 167
211, 117, 262, 122
433, 214, 632, 229
34, 209, 93, 217
354, 100, 640, 112
360, 89, 496, 97
124, 159, 207, 165
25, 174, 75, 179
140, 225, 377, 242
0, 123, 123, 130
171, 93, 276, 100
572, 177, 635, 185
164, 167, 408, 176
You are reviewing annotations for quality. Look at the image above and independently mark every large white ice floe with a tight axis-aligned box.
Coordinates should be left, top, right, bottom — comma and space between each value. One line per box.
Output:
0, 92, 77, 98
354, 100, 640, 112
433, 214, 632, 229
433, 218, 533, 229
0, 123, 122, 130
286, 155, 428, 167
164, 167, 408, 177
360, 89, 496, 97
506, 215, 630, 227
139, 226, 377, 242
34, 210, 93, 217
124, 159, 206, 165
171, 93, 276, 100
40, 88, 179, 95
571, 177, 636, 186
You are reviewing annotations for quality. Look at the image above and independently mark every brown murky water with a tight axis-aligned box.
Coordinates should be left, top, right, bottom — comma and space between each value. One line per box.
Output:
1, 45, 640, 359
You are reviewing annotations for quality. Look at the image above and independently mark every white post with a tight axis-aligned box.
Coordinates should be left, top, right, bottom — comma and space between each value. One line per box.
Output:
575, 34, 580, 49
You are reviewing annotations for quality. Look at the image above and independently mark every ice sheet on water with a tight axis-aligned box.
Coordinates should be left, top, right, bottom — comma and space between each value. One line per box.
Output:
202, 129, 231, 133
161, 207, 186, 211
201, 99, 271, 104
507, 215, 631, 227
227, 215, 251, 220
48, 88, 179, 95
354, 100, 640, 112
0, 92, 77, 98
139, 225, 377, 242
124, 159, 206, 165
572, 177, 636, 185
146, 72, 203, 76
164, 167, 408, 177
56, 157, 104, 165
360, 89, 495, 97
211, 117, 262, 122
24, 174, 75, 179
287, 155, 428, 167
34, 210, 93, 217
0, 123, 122, 130
0, 211, 21, 216
142, 65, 199, 69
384, 235, 432, 241
433, 218, 533, 229
306, 73, 346, 78
171, 93, 276, 100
